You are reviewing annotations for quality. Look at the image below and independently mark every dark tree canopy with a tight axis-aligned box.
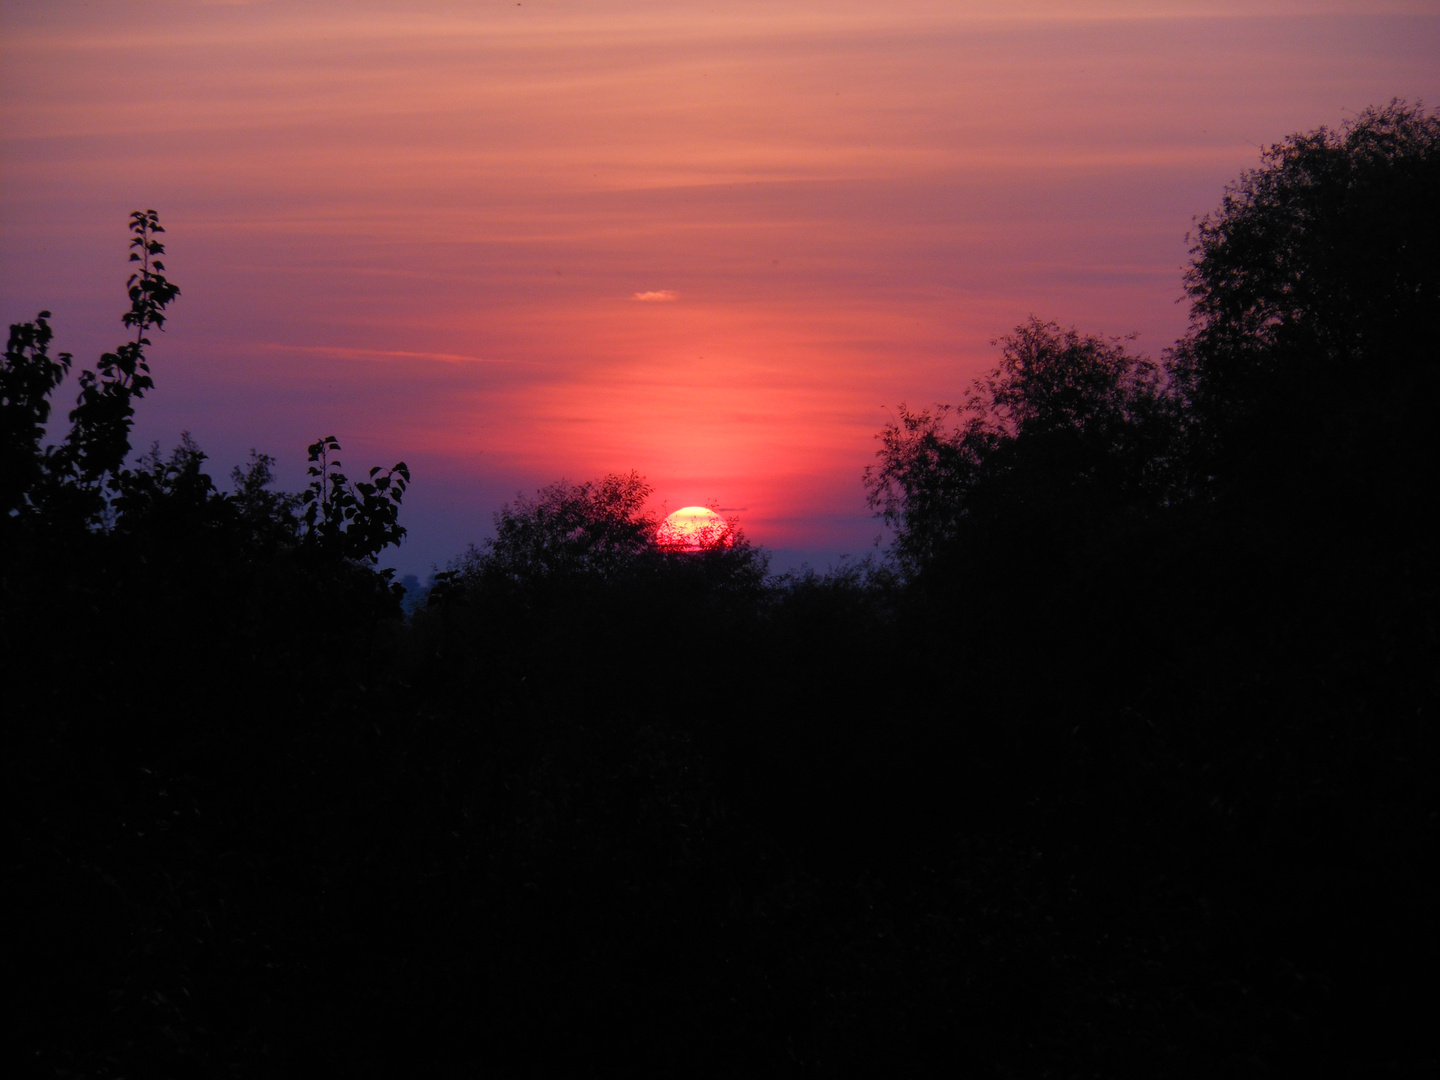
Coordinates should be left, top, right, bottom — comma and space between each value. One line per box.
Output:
1, 212, 415, 689
871, 102, 1440, 576
448, 471, 768, 600
1168, 99, 1440, 501
866, 317, 1171, 577
457, 471, 660, 588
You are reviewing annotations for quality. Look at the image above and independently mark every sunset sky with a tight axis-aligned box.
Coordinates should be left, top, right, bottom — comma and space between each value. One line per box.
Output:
3, 1, 1437, 575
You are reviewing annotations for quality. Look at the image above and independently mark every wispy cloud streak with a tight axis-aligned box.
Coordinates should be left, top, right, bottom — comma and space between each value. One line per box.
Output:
262, 344, 510, 365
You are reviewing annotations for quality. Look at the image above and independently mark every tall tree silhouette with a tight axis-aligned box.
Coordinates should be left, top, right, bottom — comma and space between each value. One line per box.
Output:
1167, 99, 1440, 509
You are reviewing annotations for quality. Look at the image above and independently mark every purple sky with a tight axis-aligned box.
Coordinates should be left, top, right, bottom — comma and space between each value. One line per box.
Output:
4, 1, 1436, 575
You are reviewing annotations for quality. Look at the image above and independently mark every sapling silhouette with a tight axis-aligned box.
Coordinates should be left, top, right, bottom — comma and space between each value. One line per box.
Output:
2, 210, 178, 530
301, 433, 411, 571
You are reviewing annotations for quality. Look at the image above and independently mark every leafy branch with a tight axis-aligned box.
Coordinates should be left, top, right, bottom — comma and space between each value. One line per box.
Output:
301, 435, 411, 567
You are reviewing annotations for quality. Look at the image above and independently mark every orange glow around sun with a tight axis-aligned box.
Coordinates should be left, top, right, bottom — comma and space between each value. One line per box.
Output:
656, 507, 733, 552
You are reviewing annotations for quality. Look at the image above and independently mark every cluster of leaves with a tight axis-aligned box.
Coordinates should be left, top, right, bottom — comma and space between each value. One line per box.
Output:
67, 209, 182, 490
301, 434, 411, 568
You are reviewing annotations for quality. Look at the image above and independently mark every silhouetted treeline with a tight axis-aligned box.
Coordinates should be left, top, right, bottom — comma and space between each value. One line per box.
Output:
7, 103, 1437, 1075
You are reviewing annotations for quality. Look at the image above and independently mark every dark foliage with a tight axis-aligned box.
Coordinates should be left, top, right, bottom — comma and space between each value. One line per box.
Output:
1169, 99, 1440, 515
7, 216, 417, 1075
10, 105, 1439, 1077
865, 317, 1175, 581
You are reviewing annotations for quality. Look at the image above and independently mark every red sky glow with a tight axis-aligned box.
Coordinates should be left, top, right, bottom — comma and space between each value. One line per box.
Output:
3, 1, 1437, 574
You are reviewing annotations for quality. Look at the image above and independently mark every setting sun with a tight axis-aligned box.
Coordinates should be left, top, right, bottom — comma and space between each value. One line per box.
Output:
656, 506, 732, 551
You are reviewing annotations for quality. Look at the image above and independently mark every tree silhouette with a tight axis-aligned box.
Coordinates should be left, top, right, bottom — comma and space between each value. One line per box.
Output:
300, 434, 411, 569
9, 111, 1438, 1076
2, 213, 411, 584
0, 312, 70, 520
3, 212, 415, 757
439, 470, 762, 618
458, 471, 659, 588
1168, 99, 1440, 506
2, 210, 178, 531
866, 317, 1171, 578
